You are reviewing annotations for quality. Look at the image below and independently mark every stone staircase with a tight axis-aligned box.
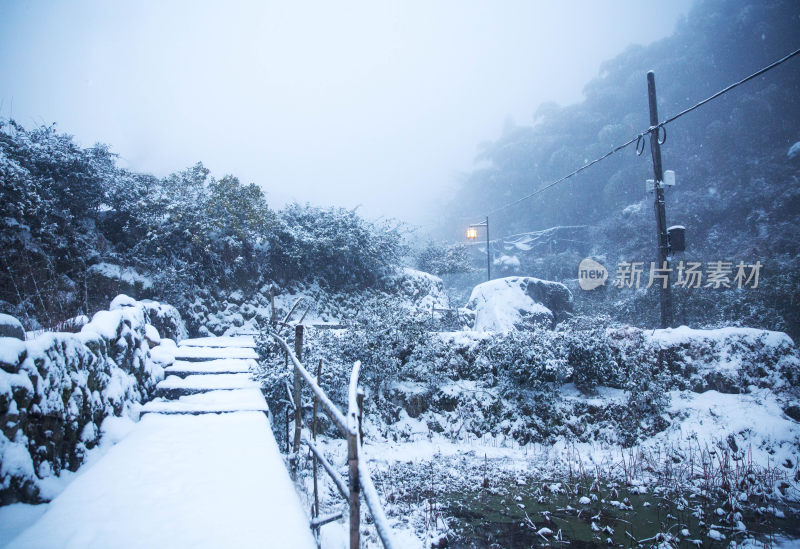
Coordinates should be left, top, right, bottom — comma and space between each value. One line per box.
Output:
141, 335, 268, 416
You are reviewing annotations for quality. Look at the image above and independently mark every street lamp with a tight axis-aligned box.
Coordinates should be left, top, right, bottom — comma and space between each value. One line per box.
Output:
467, 216, 491, 281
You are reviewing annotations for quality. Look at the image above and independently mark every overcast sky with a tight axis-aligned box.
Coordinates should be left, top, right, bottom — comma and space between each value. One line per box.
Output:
0, 0, 692, 225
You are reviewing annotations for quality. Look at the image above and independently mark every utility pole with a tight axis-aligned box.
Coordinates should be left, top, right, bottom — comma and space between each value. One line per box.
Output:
647, 71, 673, 329
466, 217, 491, 281
485, 216, 491, 282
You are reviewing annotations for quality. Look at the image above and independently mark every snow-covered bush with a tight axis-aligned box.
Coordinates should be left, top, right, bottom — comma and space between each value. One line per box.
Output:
564, 329, 620, 394
486, 331, 569, 391
269, 203, 406, 290
0, 295, 182, 504
415, 242, 472, 276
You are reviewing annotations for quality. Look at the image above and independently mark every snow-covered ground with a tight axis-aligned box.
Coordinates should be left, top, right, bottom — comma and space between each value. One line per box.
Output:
3, 336, 314, 549
6, 413, 313, 549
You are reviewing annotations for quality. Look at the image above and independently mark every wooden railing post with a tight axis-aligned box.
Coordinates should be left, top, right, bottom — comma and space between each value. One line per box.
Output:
348, 422, 360, 549
292, 325, 304, 478
312, 359, 321, 521
311, 359, 322, 548
356, 390, 364, 446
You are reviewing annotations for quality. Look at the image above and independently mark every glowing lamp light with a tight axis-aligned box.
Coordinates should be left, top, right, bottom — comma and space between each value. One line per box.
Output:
466, 227, 478, 240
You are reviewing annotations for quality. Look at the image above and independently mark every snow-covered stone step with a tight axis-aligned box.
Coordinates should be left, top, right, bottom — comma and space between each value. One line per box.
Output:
6, 412, 314, 548
174, 345, 258, 361
179, 335, 257, 348
165, 358, 256, 377
141, 388, 269, 415
156, 373, 258, 398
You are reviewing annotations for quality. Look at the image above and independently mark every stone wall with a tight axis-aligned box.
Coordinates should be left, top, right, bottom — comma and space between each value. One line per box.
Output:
0, 295, 185, 504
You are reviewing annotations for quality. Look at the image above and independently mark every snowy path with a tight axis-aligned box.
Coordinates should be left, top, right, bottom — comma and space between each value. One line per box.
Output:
7, 337, 315, 549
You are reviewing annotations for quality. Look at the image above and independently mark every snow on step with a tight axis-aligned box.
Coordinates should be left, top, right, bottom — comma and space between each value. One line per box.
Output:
173, 345, 258, 361
166, 358, 256, 376
179, 335, 256, 348
157, 373, 257, 392
7, 412, 315, 549
142, 388, 268, 415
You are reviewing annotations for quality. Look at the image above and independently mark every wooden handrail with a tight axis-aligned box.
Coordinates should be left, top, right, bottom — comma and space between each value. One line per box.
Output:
347, 361, 397, 549
265, 327, 396, 549
266, 330, 350, 437
301, 435, 347, 499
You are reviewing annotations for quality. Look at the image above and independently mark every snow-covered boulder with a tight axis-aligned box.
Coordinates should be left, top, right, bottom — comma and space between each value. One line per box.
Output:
86, 263, 153, 313
109, 294, 138, 309
0, 313, 25, 340
466, 276, 573, 332
139, 300, 188, 343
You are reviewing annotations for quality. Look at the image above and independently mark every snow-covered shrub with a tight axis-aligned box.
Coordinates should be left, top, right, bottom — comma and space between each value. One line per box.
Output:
564, 329, 620, 394
312, 298, 431, 403
615, 326, 800, 395
485, 331, 569, 391
0, 295, 179, 504
85, 263, 154, 313
415, 242, 472, 275
383, 268, 449, 312
269, 203, 406, 290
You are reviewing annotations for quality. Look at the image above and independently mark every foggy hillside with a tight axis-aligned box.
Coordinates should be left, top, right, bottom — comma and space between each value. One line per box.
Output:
438, 0, 800, 337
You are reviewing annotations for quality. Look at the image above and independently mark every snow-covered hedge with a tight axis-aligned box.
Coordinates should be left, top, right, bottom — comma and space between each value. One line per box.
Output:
0, 295, 184, 504
310, 319, 798, 446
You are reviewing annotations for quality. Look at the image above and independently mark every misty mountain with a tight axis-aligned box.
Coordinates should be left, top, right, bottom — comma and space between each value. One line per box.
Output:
441, 0, 800, 337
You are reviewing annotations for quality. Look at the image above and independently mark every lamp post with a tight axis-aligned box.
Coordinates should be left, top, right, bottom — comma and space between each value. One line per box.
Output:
467, 216, 491, 281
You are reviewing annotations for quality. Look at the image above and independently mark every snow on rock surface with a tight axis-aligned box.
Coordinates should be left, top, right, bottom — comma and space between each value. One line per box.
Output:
0, 314, 25, 341
178, 335, 256, 348
141, 388, 268, 414
174, 345, 258, 361
6, 412, 315, 549
466, 276, 572, 332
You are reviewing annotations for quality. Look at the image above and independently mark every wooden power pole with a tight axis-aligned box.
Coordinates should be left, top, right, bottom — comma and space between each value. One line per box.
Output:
647, 71, 673, 329
485, 216, 491, 282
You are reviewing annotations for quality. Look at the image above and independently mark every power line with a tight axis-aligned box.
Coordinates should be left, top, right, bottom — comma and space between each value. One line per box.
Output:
481, 133, 641, 219
468, 46, 800, 222
659, 46, 800, 127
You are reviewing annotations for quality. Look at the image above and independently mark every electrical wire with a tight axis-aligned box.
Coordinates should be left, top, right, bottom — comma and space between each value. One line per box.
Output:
657, 46, 800, 128
466, 46, 800, 223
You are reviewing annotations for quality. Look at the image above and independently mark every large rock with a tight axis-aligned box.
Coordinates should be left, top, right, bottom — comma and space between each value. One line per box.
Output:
86, 263, 153, 312
0, 313, 25, 340
466, 276, 573, 332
